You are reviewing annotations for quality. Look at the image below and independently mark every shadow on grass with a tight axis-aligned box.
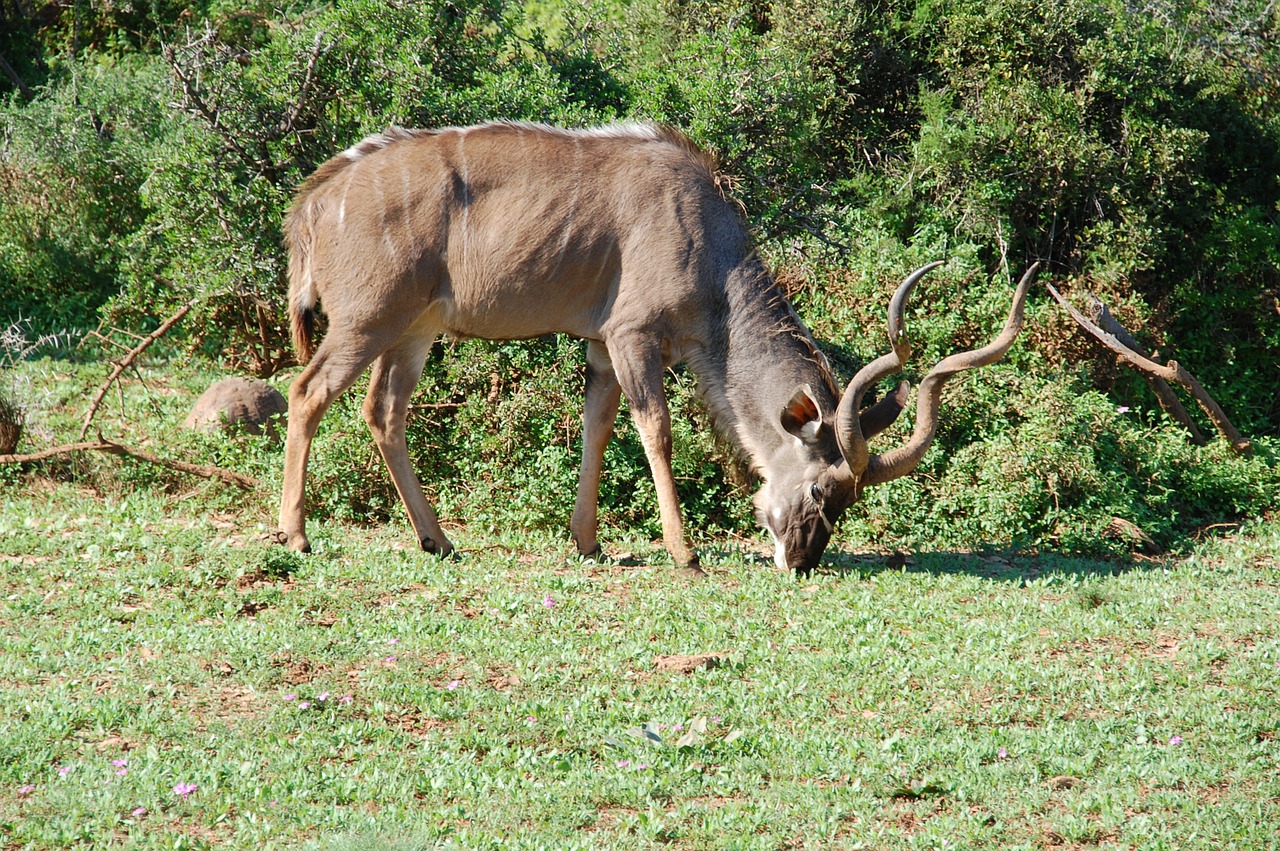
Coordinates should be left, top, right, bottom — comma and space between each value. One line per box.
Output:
692, 536, 1161, 585
819, 546, 1159, 585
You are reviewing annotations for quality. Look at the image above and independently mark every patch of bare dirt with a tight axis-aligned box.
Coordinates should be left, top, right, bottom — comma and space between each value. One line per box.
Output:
0, 553, 53, 565
372, 584, 426, 608
237, 599, 270, 617
235, 570, 296, 592
585, 806, 642, 835
211, 683, 261, 720
202, 658, 236, 677
653, 652, 732, 674
81, 732, 144, 753
453, 587, 489, 619
485, 666, 521, 691
306, 611, 338, 628
271, 651, 327, 685
1045, 635, 1129, 662
1135, 633, 1182, 660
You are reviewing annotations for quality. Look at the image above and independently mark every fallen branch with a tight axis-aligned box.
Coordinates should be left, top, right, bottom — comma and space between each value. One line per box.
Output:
1047, 284, 1252, 455
0, 437, 260, 489
80, 301, 195, 440
1083, 294, 1207, 445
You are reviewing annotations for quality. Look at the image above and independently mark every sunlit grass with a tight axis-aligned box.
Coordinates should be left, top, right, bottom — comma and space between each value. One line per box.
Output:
2, 481, 1278, 849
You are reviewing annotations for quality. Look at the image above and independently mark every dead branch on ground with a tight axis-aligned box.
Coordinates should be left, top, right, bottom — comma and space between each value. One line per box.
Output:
0, 437, 259, 489
1083, 294, 1207, 445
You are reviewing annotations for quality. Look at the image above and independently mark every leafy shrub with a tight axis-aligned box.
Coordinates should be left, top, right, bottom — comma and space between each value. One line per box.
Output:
844, 371, 1280, 556
0, 389, 21, 454
0, 55, 178, 332
3, 0, 1278, 559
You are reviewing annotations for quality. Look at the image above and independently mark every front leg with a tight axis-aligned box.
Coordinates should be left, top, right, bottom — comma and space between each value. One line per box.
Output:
362, 343, 454, 556
608, 335, 699, 570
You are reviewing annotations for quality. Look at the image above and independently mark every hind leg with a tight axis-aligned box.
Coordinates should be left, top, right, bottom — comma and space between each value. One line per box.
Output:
279, 328, 389, 552
570, 341, 622, 557
362, 338, 454, 555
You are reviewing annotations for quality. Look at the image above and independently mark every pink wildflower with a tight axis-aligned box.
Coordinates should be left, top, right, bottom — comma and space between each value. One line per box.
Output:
131, 807, 147, 818
446, 680, 460, 691
997, 748, 1009, 760
57, 766, 71, 777
1169, 735, 1183, 746
542, 594, 556, 609
282, 693, 296, 701
339, 695, 353, 704
18, 785, 35, 796
172, 782, 198, 798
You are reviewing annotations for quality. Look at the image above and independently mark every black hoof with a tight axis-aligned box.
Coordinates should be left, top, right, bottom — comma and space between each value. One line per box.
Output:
421, 537, 458, 559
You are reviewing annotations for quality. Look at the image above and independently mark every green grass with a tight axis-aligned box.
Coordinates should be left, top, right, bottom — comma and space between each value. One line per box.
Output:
1, 483, 1278, 849
1, 357, 1278, 848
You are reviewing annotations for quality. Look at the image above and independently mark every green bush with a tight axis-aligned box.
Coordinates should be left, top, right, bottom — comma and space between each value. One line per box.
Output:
0, 55, 178, 332
844, 372, 1280, 556
2, 0, 1277, 559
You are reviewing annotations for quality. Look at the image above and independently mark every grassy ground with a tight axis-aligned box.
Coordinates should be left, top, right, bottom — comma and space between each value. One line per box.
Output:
1, 358, 1278, 849
1, 484, 1278, 849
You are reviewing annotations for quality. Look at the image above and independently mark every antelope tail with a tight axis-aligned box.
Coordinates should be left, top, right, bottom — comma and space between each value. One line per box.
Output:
284, 182, 325, 365
288, 236, 318, 365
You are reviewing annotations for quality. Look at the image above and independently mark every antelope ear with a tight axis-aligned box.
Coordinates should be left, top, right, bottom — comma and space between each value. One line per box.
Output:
780, 384, 823, 443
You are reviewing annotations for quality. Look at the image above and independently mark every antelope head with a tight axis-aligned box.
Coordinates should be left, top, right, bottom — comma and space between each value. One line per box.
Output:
754, 261, 1038, 575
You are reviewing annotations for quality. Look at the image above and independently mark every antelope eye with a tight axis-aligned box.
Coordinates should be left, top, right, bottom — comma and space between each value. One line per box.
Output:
809, 482, 823, 503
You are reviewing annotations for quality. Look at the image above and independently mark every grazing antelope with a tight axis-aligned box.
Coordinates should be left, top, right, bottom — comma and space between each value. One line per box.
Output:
279, 121, 1035, 574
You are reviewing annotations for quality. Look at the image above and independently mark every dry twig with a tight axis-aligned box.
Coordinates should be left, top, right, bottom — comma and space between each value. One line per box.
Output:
80, 301, 195, 440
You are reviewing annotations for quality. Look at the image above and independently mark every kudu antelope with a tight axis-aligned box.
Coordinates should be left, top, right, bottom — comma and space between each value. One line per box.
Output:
279, 121, 1035, 574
